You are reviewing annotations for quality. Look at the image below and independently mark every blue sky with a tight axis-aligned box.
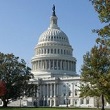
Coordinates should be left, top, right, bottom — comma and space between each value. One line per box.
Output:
0, 0, 103, 74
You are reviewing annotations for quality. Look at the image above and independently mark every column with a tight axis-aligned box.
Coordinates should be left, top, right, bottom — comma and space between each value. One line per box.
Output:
54, 83, 56, 106
36, 61, 37, 70
72, 61, 73, 71
39, 60, 40, 69
54, 83, 56, 97
50, 99, 52, 107
75, 62, 76, 72
69, 61, 70, 71
48, 84, 50, 97
43, 84, 45, 97
46, 84, 48, 106
56, 60, 58, 70
53, 60, 54, 70
72, 83, 74, 106
49, 60, 51, 70
42, 60, 44, 69
45, 60, 46, 69
39, 85, 42, 98
68, 61, 69, 71
41, 60, 43, 69
60, 60, 62, 70
32, 63, 34, 70
71, 61, 72, 71
56, 84, 59, 96
50, 84, 52, 97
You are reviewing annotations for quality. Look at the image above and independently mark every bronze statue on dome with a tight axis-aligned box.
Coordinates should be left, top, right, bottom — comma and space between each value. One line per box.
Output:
52, 4, 56, 16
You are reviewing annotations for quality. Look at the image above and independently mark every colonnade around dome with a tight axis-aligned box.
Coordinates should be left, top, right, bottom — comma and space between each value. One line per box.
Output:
32, 59, 76, 72
35, 47, 73, 56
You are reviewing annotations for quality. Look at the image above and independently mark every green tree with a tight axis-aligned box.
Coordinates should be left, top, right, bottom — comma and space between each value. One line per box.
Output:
0, 52, 32, 107
90, 0, 110, 46
80, 1, 110, 109
80, 45, 110, 110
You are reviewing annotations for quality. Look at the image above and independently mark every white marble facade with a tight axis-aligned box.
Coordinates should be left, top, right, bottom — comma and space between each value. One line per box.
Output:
25, 6, 95, 107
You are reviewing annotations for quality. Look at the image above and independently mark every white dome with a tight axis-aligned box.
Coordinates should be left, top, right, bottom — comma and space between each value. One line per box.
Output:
31, 6, 77, 78
38, 28, 69, 44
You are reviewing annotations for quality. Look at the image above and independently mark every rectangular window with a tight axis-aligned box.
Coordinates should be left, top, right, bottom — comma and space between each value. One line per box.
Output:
86, 98, 89, 104
69, 91, 71, 96
74, 100, 77, 105
75, 89, 77, 96
80, 98, 84, 104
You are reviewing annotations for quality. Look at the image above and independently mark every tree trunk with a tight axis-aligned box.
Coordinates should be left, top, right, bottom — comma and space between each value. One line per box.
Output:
2, 98, 8, 107
101, 94, 105, 110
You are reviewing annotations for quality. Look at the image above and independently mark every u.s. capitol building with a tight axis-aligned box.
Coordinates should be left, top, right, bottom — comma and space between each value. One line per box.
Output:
24, 5, 95, 107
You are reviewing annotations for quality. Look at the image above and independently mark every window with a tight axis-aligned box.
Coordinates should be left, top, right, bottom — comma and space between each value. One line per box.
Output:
86, 98, 89, 104
44, 49, 46, 54
46, 60, 49, 69
51, 49, 53, 54
58, 60, 61, 70
50, 60, 53, 69
64, 100, 66, 104
80, 98, 84, 104
68, 99, 70, 104
54, 49, 56, 54
54, 60, 57, 69
69, 91, 71, 96
58, 49, 60, 54
48, 49, 49, 53
64, 50, 65, 54
51, 36, 53, 40
75, 89, 77, 96
74, 100, 77, 105
61, 49, 63, 54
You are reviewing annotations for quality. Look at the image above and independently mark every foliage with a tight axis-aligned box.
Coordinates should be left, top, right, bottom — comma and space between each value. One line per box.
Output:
80, 1, 110, 109
90, 0, 110, 22
80, 45, 110, 110
90, 0, 110, 23
80, 45, 110, 95
0, 52, 32, 107
90, 0, 110, 46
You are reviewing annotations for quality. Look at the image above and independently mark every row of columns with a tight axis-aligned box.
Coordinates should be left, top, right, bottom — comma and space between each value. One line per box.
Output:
34, 83, 59, 107
38, 83, 59, 98
31, 83, 80, 107
32, 59, 76, 71
35, 48, 72, 56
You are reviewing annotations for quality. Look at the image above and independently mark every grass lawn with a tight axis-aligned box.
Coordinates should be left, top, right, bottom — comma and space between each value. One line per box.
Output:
0, 107, 110, 110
